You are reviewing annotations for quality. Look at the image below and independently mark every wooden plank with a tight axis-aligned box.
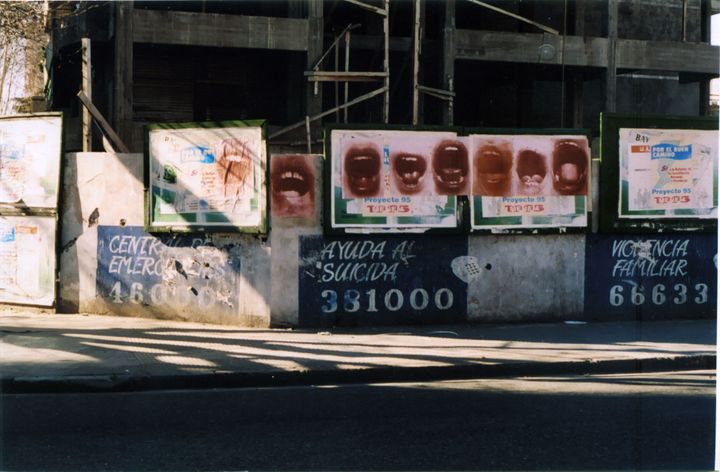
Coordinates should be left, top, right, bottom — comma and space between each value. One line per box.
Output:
78, 92, 130, 153
417, 85, 455, 99
304, 71, 388, 81
454, 29, 720, 75
269, 86, 387, 139
133, 9, 309, 51
336, 34, 412, 52
81, 38, 92, 152
342, 0, 388, 16
464, 0, 559, 35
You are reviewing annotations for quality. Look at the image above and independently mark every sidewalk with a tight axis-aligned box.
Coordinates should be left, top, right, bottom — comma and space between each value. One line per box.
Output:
0, 311, 715, 393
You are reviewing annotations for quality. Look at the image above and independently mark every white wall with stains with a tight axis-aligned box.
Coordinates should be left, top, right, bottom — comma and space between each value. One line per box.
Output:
60, 153, 271, 326
55, 152, 711, 328
466, 235, 585, 322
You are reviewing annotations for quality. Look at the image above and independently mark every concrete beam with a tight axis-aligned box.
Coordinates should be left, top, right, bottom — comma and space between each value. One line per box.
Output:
455, 29, 720, 76
133, 9, 309, 51
455, 30, 608, 67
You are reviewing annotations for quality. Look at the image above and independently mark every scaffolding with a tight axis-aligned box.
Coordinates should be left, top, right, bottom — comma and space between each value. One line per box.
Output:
269, 0, 390, 148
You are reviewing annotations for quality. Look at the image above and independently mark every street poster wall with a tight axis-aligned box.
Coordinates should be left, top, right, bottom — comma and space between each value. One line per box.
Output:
584, 233, 716, 320
270, 154, 316, 218
148, 121, 267, 231
0, 216, 56, 306
619, 128, 718, 219
298, 235, 468, 327
0, 114, 63, 209
470, 134, 589, 230
329, 129, 461, 231
96, 225, 241, 315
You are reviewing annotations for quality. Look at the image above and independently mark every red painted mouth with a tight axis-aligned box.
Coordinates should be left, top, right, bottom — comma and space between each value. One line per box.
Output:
344, 146, 381, 196
552, 140, 587, 195
516, 150, 547, 196
432, 140, 469, 194
271, 155, 312, 197
474, 144, 512, 196
393, 153, 427, 194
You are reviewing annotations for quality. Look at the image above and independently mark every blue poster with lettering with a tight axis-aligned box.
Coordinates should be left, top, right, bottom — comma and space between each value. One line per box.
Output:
96, 226, 241, 315
299, 235, 468, 327
584, 233, 717, 320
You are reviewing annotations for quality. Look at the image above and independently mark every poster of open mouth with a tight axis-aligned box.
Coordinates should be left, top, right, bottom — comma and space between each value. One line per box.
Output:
329, 129, 461, 231
469, 133, 590, 230
618, 128, 718, 219
147, 120, 267, 232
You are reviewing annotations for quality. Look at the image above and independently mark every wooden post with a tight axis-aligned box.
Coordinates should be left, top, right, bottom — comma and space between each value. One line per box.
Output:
572, 0, 585, 129
306, 0, 323, 120
305, 116, 312, 153
81, 38, 92, 152
113, 1, 134, 151
382, 0, 390, 123
344, 30, 350, 123
78, 92, 130, 153
412, 0, 421, 125
442, 0, 456, 126
606, 0, 618, 113
334, 34, 340, 123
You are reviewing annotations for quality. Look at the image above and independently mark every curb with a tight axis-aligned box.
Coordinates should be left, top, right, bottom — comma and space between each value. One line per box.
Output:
1, 354, 715, 394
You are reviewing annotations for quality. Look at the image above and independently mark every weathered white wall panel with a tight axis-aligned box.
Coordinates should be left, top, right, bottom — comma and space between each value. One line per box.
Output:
467, 235, 585, 322
60, 152, 271, 326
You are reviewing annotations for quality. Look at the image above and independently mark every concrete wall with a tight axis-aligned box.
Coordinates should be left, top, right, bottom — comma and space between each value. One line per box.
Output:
60, 153, 271, 326
55, 152, 714, 328
467, 235, 585, 322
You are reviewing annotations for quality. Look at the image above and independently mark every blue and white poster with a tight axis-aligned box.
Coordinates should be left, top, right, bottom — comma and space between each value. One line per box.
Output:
619, 128, 718, 218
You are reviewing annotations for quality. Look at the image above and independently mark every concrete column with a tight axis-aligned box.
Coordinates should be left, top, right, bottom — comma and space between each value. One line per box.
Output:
113, 1, 134, 151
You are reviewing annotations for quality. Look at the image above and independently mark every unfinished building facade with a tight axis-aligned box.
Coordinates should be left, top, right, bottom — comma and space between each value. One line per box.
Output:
47, 0, 718, 153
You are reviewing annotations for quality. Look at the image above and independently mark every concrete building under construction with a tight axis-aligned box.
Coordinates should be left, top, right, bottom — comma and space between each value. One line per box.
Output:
47, 0, 718, 153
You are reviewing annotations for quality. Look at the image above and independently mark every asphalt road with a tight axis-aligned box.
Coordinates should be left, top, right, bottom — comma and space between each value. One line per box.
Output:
0, 370, 715, 471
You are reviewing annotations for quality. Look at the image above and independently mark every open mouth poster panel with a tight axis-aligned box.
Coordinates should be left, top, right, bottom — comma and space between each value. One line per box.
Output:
147, 120, 267, 232
469, 133, 591, 231
328, 128, 463, 232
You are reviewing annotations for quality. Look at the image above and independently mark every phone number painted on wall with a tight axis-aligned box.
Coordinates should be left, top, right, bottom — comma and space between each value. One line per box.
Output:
584, 234, 716, 320
96, 226, 240, 314
298, 235, 468, 327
